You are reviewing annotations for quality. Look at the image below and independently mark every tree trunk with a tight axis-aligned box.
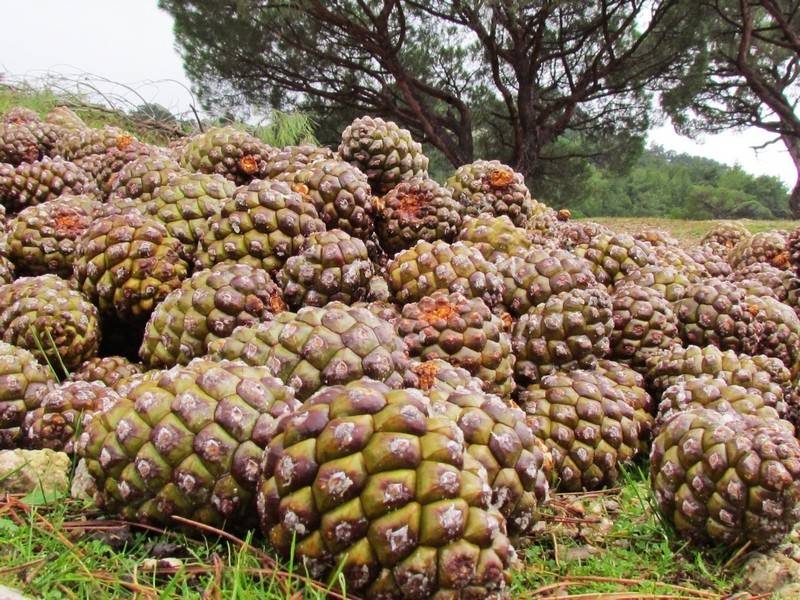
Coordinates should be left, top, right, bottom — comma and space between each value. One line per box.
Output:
789, 177, 800, 218
513, 124, 546, 181
782, 134, 800, 217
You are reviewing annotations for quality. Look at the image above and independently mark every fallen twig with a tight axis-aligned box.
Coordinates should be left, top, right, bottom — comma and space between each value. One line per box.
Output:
0, 558, 46, 576
557, 576, 718, 598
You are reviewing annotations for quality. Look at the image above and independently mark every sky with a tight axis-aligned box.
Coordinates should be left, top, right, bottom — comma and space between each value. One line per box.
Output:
0, 0, 794, 186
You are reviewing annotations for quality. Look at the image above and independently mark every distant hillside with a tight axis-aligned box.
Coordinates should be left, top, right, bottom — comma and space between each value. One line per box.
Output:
555, 145, 791, 220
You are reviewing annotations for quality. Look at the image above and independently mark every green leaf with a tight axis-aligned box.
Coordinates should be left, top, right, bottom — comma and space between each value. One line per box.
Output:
0, 517, 20, 533
21, 487, 67, 507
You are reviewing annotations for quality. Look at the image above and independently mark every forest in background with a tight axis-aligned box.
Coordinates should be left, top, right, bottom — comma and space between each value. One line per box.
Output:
546, 145, 791, 220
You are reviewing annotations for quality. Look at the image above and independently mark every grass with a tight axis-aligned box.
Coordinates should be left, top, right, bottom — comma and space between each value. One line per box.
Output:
0, 493, 342, 599
0, 83, 186, 146
587, 217, 796, 246
0, 81, 318, 148
513, 466, 741, 599
0, 465, 746, 599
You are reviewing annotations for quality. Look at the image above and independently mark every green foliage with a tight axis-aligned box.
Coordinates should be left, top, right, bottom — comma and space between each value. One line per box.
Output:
533, 130, 647, 208
129, 102, 178, 124
662, 2, 799, 138
0, 468, 745, 598
660, 1, 800, 214
557, 146, 790, 219
160, 0, 699, 182
0, 497, 338, 599
514, 467, 740, 597
251, 111, 318, 147
0, 84, 117, 131
201, 109, 318, 147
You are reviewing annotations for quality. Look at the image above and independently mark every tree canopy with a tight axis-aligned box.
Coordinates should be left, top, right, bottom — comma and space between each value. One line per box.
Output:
160, 0, 798, 215
663, 0, 800, 214
160, 1, 700, 180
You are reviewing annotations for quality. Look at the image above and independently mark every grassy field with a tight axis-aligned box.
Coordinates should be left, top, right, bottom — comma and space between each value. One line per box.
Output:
0, 466, 743, 599
588, 217, 796, 246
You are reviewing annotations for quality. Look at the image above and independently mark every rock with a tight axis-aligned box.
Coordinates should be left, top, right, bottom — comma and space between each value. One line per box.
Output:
0, 449, 69, 497
776, 583, 800, 599
741, 552, 799, 594
564, 545, 602, 562
148, 541, 191, 559
740, 526, 800, 597
141, 557, 184, 572
70, 458, 97, 501
0, 585, 30, 600
86, 524, 133, 550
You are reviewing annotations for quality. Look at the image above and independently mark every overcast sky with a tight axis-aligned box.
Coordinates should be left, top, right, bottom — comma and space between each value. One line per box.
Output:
0, 0, 794, 186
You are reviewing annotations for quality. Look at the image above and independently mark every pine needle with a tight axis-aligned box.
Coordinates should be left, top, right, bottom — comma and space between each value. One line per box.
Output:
44, 328, 70, 380
27, 325, 59, 381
